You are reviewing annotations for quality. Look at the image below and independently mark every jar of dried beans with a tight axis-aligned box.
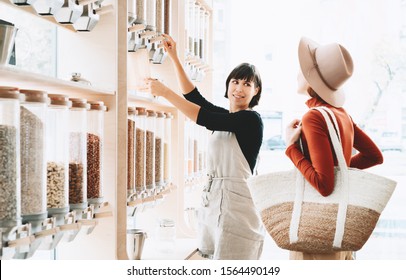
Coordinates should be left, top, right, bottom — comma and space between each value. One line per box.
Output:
145, 109, 156, 194
68, 98, 90, 215
127, 106, 137, 197
20, 89, 49, 233
135, 107, 147, 196
163, 112, 173, 187
154, 111, 165, 192
47, 94, 71, 226
0, 86, 22, 232
87, 100, 107, 206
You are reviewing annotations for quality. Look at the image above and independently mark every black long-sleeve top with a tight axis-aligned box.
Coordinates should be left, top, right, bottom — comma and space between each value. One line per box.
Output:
184, 87, 263, 174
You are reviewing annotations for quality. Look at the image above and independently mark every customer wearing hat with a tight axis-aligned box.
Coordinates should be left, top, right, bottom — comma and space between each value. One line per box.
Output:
285, 37, 384, 260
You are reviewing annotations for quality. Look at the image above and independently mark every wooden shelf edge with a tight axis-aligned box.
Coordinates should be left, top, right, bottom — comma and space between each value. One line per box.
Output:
128, 90, 176, 111
0, 65, 116, 96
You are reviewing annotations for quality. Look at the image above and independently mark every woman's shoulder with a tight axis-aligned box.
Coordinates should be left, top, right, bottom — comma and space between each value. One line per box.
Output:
234, 110, 263, 133
235, 110, 263, 122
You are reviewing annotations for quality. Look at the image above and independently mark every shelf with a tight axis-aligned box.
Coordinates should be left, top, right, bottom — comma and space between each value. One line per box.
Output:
18, 4, 77, 32
0, 0, 76, 32
0, 65, 115, 96
128, 90, 176, 111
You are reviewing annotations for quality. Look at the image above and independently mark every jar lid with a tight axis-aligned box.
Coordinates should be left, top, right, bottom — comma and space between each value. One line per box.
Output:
20, 89, 49, 103
88, 100, 107, 111
128, 106, 137, 115
136, 106, 147, 116
69, 98, 90, 109
147, 109, 156, 117
156, 111, 165, 118
48, 94, 72, 107
126, 228, 146, 235
159, 218, 175, 227
0, 86, 20, 100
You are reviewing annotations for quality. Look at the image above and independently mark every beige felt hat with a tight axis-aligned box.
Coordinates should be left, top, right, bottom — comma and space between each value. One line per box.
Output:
298, 37, 354, 108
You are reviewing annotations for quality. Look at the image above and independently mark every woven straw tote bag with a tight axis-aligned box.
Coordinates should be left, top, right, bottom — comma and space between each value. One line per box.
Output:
247, 107, 397, 254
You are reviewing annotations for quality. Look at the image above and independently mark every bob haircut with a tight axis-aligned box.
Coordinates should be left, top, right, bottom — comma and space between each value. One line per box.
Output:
224, 63, 262, 108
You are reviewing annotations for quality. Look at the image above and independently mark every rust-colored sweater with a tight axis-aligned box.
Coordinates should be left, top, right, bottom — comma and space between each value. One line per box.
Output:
285, 97, 383, 196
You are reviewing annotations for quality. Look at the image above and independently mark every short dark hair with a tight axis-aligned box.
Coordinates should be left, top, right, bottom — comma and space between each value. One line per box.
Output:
224, 63, 262, 108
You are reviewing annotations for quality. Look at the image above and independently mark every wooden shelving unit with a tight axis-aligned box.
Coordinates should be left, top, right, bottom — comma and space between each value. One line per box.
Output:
0, 0, 213, 260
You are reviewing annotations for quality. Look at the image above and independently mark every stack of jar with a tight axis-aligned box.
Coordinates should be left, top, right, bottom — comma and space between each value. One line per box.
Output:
184, 118, 207, 184
126, 107, 173, 200
0, 86, 108, 234
68, 98, 107, 214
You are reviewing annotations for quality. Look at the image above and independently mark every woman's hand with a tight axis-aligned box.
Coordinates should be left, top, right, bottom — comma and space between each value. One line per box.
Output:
162, 34, 178, 61
285, 119, 302, 147
146, 78, 170, 98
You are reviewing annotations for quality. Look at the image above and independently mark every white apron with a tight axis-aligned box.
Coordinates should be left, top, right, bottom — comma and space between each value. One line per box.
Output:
198, 131, 264, 260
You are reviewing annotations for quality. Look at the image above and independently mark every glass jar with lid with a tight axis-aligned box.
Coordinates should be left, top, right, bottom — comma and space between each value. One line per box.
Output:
68, 98, 90, 216
0, 86, 22, 232
145, 109, 156, 195
154, 111, 165, 192
193, 124, 199, 177
135, 107, 147, 196
185, 119, 194, 180
156, 218, 175, 254
87, 100, 107, 206
127, 106, 136, 198
47, 94, 71, 226
163, 112, 173, 188
20, 89, 49, 233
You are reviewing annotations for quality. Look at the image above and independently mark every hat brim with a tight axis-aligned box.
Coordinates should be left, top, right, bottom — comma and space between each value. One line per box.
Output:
298, 37, 345, 108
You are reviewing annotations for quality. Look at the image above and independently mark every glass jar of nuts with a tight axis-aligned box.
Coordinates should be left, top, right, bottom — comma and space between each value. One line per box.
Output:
68, 98, 90, 216
86, 100, 107, 206
0, 86, 22, 233
47, 94, 71, 226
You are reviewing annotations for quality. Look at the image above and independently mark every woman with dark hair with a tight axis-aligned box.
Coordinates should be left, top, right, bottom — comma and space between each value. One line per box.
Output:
147, 34, 265, 260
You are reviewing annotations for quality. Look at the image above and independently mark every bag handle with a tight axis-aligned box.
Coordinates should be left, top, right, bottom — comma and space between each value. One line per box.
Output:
311, 107, 350, 248
289, 106, 349, 249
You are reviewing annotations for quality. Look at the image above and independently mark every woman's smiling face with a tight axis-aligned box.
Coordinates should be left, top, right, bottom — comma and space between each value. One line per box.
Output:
227, 78, 259, 112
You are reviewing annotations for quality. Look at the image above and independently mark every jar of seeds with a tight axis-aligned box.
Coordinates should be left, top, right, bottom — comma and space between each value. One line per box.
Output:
87, 100, 107, 206
154, 111, 165, 191
145, 109, 156, 194
0, 86, 22, 232
47, 94, 71, 226
135, 107, 147, 196
163, 112, 173, 187
20, 89, 49, 233
127, 107, 137, 198
68, 98, 90, 215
